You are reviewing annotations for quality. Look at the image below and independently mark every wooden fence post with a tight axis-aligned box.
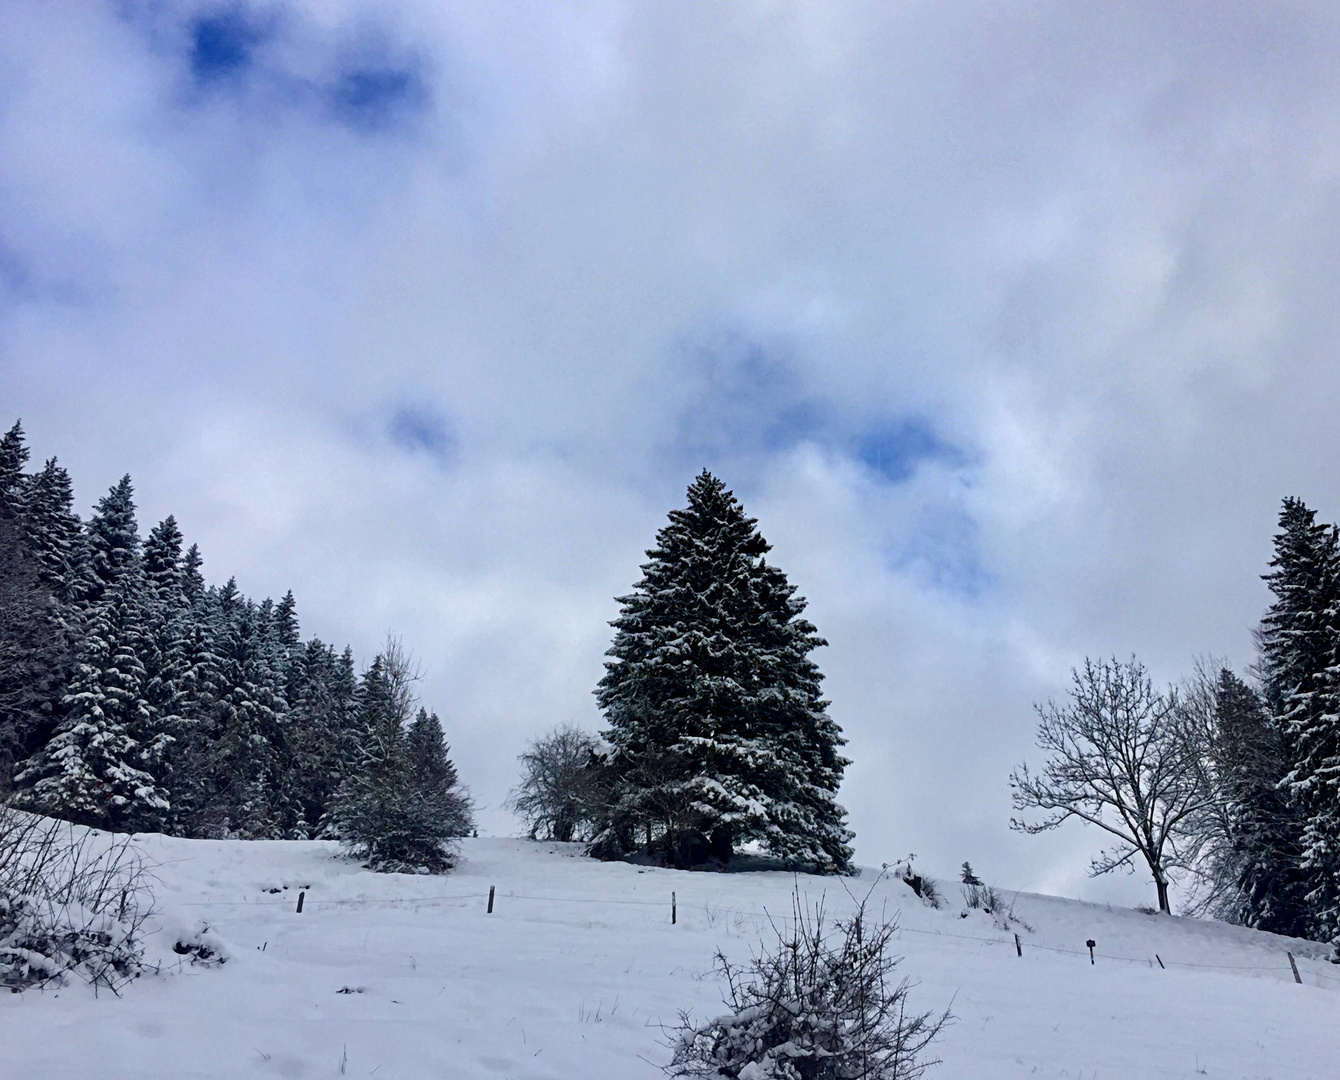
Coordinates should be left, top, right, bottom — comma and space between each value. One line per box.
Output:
1288, 951, 1302, 984
487, 885, 495, 914
672, 891, 677, 925
1014, 933, 1021, 957
296, 890, 305, 913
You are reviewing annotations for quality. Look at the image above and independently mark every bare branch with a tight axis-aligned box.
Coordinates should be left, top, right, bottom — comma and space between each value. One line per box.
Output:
1010, 657, 1209, 913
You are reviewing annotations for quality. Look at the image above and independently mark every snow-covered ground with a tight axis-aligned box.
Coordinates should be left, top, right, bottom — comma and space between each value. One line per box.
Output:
4, 833, 1336, 1079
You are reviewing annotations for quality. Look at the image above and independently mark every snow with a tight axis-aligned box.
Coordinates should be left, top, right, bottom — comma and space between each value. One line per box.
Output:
4, 833, 1336, 1078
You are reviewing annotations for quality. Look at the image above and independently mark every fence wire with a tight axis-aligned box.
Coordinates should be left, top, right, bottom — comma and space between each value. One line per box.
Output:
169, 884, 1340, 985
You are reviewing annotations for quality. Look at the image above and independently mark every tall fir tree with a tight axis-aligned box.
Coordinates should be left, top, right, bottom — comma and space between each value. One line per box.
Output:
14, 578, 169, 830
594, 471, 852, 873
330, 662, 473, 871
1259, 497, 1340, 941
0, 495, 63, 784
181, 543, 205, 604
143, 515, 185, 604
24, 458, 86, 603
205, 602, 288, 837
78, 475, 141, 607
1209, 668, 1309, 935
0, 440, 79, 776
0, 420, 29, 513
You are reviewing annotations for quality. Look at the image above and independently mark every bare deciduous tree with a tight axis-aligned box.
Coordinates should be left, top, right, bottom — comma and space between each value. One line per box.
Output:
1010, 657, 1207, 913
506, 724, 605, 842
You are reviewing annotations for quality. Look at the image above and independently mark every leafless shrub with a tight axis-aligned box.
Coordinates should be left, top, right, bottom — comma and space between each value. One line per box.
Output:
668, 888, 949, 1079
506, 723, 606, 842
0, 807, 153, 992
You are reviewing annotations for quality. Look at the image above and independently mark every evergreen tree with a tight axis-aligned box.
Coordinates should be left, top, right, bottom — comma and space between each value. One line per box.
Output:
274, 591, 300, 653
1259, 497, 1340, 940
1208, 668, 1309, 935
0, 447, 80, 776
330, 655, 472, 872
181, 543, 205, 603
14, 579, 168, 830
594, 471, 852, 872
78, 475, 141, 607
406, 709, 474, 837
161, 614, 225, 835
0, 420, 29, 513
142, 516, 185, 604
205, 603, 287, 837
23, 458, 86, 603
0, 500, 63, 786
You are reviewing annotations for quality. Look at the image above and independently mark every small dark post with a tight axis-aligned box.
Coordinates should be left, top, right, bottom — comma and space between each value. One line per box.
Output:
1288, 951, 1302, 984
1155, 954, 1165, 970
296, 890, 305, 913
1086, 938, 1095, 964
672, 891, 677, 925
1014, 933, 1022, 957
118, 889, 127, 921
487, 885, 495, 914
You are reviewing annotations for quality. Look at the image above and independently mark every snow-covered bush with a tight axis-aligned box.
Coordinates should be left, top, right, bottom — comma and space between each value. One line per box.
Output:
0, 808, 152, 992
669, 891, 948, 1080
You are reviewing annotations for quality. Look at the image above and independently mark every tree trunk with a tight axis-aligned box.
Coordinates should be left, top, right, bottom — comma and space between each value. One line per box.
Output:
709, 825, 733, 864
1155, 876, 1170, 914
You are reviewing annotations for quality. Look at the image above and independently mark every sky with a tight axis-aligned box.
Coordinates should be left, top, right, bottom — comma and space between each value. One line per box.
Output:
5, 1, 1340, 906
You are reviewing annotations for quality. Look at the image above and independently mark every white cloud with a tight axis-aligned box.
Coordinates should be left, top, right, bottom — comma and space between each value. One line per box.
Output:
6, 1, 1340, 906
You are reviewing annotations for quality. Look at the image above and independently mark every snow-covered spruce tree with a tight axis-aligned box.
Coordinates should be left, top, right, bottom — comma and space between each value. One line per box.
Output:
76, 475, 141, 608
13, 577, 169, 831
23, 458, 86, 604
1259, 498, 1340, 940
593, 471, 852, 873
0, 498, 65, 788
202, 597, 289, 837
330, 645, 473, 872
669, 890, 947, 1080
406, 708, 475, 839
1176, 664, 1309, 933
0, 420, 28, 512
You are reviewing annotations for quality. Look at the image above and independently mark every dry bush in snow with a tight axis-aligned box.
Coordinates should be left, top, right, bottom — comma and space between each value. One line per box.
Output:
0, 807, 152, 992
669, 888, 948, 1080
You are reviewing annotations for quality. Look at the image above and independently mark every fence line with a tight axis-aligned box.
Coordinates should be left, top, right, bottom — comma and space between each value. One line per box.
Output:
169, 885, 1339, 985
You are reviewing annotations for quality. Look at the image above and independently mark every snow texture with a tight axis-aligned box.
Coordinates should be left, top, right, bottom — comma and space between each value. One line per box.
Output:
3, 832, 1335, 1078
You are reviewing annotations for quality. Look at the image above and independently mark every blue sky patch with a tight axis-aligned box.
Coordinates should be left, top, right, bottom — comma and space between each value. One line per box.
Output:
888, 508, 994, 600
854, 419, 962, 484
189, 8, 268, 82
388, 404, 456, 465
676, 338, 965, 488
326, 66, 427, 132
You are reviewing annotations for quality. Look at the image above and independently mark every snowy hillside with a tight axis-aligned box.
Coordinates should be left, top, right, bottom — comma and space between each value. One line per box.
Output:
5, 834, 1336, 1079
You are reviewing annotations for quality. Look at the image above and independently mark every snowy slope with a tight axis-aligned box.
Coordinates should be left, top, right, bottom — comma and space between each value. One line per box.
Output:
4, 834, 1336, 1079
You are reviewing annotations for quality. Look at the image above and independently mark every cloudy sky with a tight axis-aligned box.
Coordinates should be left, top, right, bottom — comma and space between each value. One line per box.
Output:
5, 1, 1340, 904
